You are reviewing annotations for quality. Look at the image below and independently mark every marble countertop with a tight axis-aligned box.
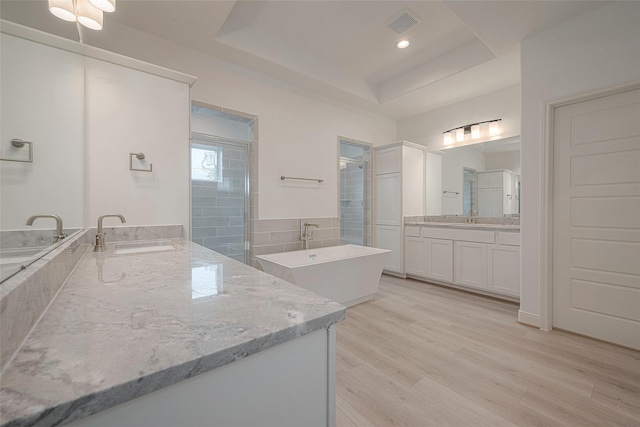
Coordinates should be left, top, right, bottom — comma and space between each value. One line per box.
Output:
405, 222, 520, 232
0, 239, 345, 427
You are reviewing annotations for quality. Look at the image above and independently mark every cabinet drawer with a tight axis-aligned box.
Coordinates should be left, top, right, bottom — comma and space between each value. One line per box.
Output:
405, 226, 420, 237
421, 227, 495, 244
498, 232, 520, 246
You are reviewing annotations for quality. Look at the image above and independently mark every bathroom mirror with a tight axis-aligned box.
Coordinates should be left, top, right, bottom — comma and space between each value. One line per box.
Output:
438, 136, 520, 217
0, 28, 85, 283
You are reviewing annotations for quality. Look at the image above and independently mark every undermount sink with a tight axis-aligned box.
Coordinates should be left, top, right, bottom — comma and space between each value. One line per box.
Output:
113, 240, 180, 255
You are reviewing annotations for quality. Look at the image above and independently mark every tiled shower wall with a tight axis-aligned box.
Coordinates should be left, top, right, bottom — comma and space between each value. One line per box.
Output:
192, 144, 247, 263
249, 218, 340, 268
339, 161, 372, 246
340, 163, 364, 245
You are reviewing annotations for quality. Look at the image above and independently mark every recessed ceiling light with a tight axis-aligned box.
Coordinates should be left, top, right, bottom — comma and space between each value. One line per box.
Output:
397, 40, 410, 49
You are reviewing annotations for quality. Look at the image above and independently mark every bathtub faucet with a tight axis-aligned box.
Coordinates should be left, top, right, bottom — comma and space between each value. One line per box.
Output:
301, 222, 319, 250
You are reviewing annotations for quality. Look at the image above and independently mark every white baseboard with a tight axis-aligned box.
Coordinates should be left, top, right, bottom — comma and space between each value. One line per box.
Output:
518, 310, 540, 328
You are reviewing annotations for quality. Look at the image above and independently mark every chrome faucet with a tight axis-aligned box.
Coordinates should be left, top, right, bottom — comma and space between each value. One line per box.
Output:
94, 214, 126, 252
301, 222, 319, 250
466, 209, 478, 224
26, 214, 66, 243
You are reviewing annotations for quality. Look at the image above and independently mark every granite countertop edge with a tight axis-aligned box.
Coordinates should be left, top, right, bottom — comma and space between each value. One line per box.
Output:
0, 238, 346, 427
2, 311, 344, 427
404, 222, 520, 231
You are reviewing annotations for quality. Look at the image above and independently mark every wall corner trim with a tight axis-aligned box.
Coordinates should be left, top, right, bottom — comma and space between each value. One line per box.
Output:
518, 310, 542, 329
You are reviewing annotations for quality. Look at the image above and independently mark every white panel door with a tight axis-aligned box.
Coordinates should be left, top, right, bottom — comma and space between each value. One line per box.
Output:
487, 245, 520, 297
375, 173, 401, 225
490, 188, 503, 217
454, 241, 487, 289
375, 147, 401, 175
426, 238, 453, 282
488, 172, 503, 188
552, 86, 640, 349
405, 236, 427, 277
375, 225, 402, 273
477, 189, 491, 217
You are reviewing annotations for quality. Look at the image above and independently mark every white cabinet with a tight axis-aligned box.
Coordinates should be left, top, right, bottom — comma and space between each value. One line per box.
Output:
376, 225, 402, 273
426, 238, 453, 282
405, 234, 427, 277
487, 244, 520, 297
454, 241, 488, 289
403, 226, 520, 299
477, 170, 513, 217
374, 142, 426, 275
376, 146, 402, 174
375, 173, 402, 225
488, 232, 520, 297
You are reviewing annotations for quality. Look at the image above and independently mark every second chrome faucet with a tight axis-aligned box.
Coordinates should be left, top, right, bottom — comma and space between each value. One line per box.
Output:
94, 214, 126, 252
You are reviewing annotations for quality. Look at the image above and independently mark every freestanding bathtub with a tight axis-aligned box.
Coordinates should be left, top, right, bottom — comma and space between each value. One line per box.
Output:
257, 244, 390, 307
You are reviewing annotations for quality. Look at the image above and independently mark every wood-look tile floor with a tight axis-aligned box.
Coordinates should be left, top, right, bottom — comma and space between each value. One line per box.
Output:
336, 275, 640, 426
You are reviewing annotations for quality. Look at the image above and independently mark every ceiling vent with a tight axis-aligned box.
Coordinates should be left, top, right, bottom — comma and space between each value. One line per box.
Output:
387, 9, 421, 35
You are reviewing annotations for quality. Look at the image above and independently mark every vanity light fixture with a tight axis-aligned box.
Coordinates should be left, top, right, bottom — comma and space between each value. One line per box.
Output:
442, 119, 502, 145
471, 124, 480, 139
397, 39, 410, 49
489, 120, 500, 136
48, 0, 116, 30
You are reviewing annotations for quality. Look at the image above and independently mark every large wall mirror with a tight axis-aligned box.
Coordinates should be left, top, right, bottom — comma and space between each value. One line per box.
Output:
438, 136, 520, 217
0, 29, 85, 283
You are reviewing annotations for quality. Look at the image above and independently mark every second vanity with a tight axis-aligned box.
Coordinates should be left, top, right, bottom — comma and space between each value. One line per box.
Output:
0, 228, 345, 427
404, 220, 520, 300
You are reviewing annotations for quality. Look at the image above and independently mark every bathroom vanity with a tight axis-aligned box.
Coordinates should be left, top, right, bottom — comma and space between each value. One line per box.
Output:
404, 221, 520, 299
0, 229, 345, 427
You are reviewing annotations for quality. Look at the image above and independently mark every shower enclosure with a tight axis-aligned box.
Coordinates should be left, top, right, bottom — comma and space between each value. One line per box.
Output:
339, 139, 372, 246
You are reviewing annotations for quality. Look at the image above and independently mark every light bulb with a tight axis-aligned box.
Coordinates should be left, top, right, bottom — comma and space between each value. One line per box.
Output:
397, 40, 410, 49
455, 128, 464, 142
489, 121, 500, 136
471, 124, 480, 139
49, 0, 76, 22
443, 132, 453, 145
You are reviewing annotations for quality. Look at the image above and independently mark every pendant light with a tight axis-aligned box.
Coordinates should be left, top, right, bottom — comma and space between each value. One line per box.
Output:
89, 0, 115, 13
48, 0, 76, 22
76, 0, 103, 31
48, 0, 116, 30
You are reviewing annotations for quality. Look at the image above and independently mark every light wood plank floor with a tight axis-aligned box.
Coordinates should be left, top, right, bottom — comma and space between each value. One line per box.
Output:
336, 275, 640, 426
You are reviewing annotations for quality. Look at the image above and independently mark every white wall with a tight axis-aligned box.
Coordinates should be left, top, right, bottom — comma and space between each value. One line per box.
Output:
0, 34, 84, 229
439, 148, 486, 215
397, 84, 521, 151
520, 2, 640, 323
84, 58, 190, 229
485, 151, 520, 175
82, 22, 396, 220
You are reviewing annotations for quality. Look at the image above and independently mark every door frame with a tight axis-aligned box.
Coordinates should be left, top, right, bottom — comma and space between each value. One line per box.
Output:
539, 80, 640, 331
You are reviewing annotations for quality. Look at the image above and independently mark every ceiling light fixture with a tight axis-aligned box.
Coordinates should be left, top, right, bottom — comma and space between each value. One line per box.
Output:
397, 39, 410, 49
442, 119, 502, 145
48, 0, 116, 30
